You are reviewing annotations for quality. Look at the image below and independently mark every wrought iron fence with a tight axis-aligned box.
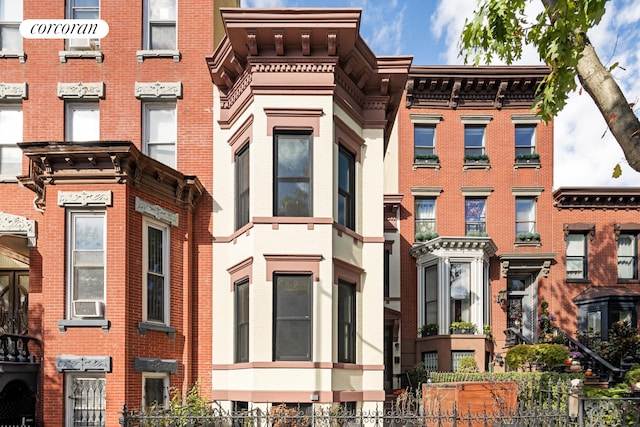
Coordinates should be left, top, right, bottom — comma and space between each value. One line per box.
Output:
119, 389, 640, 427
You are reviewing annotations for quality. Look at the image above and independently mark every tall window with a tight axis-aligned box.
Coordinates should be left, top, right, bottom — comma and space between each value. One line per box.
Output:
143, 374, 168, 408
67, 0, 100, 50
465, 198, 486, 235
273, 275, 312, 361
0, 0, 22, 52
338, 145, 355, 230
143, 103, 176, 168
515, 125, 536, 155
235, 279, 249, 363
450, 263, 471, 323
383, 249, 390, 298
338, 280, 355, 363
66, 374, 106, 427
424, 264, 438, 325
414, 125, 435, 158
143, 220, 169, 324
68, 211, 105, 319
464, 125, 485, 157
515, 197, 536, 235
618, 234, 638, 280
566, 233, 587, 280
415, 198, 436, 236
0, 105, 22, 179
235, 144, 250, 229
144, 0, 176, 50
274, 131, 312, 217
66, 103, 100, 142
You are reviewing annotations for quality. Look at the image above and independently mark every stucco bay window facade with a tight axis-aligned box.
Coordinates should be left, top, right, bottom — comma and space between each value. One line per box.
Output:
207, 9, 410, 409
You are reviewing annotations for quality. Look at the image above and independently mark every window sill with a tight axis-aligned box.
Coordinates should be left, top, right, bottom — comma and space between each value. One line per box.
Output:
138, 322, 176, 338
412, 162, 440, 171
136, 50, 181, 63
463, 162, 490, 171
59, 50, 103, 63
58, 319, 110, 332
514, 240, 541, 247
514, 162, 541, 170
0, 51, 26, 63
0, 177, 19, 183
566, 278, 590, 284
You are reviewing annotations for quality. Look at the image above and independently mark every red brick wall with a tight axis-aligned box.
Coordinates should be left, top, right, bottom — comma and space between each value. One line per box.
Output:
396, 100, 555, 370
1, 0, 214, 424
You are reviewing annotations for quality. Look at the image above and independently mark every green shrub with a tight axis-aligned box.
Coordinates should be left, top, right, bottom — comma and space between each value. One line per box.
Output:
533, 344, 570, 368
505, 344, 534, 369
457, 356, 478, 373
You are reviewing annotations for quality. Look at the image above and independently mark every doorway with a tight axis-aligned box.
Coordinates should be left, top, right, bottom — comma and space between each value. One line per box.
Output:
0, 271, 29, 335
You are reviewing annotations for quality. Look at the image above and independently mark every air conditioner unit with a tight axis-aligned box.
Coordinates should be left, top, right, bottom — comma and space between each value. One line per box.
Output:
73, 300, 104, 318
69, 38, 96, 50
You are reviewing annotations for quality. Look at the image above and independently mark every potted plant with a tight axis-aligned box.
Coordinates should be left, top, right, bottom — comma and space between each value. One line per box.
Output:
414, 153, 439, 164
516, 232, 540, 242
415, 231, 439, 242
483, 324, 493, 341
449, 321, 477, 335
515, 153, 540, 163
419, 323, 439, 337
463, 153, 489, 163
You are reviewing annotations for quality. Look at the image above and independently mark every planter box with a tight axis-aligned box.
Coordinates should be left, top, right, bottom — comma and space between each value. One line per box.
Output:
450, 328, 474, 335
421, 329, 438, 337
422, 381, 518, 424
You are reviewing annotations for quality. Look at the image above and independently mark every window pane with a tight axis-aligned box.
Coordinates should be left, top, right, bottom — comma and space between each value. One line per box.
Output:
566, 234, 585, 255
0, 26, 21, 51
277, 136, 310, 178
236, 146, 250, 229
450, 263, 470, 323
587, 311, 601, 334
277, 182, 310, 216
465, 198, 486, 234
0, 145, 21, 177
338, 147, 355, 230
236, 281, 249, 363
148, 227, 163, 274
150, 25, 176, 50
275, 319, 310, 358
515, 126, 535, 149
414, 126, 435, 156
144, 377, 166, 408
149, 0, 176, 20
424, 265, 438, 325
274, 275, 311, 361
147, 273, 164, 322
69, 105, 99, 142
0, 0, 22, 21
75, 216, 104, 250
74, 267, 104, 300
0, 108, 21, 141
148, 144, 176, 168
465, 126, 484, 147
148, 108, 176, 142
338, 281, 355, 363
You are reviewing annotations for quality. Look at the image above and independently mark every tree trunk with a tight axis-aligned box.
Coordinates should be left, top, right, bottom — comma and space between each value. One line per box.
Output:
542, 0, 640, 173
575, 40, 640, 172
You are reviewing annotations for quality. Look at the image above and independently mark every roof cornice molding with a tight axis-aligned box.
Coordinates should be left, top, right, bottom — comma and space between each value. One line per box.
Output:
553, 187, 640, 210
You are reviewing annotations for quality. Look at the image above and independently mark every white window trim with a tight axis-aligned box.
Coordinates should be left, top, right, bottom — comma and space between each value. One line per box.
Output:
0, 103, 22, 181
142, 102, 177, 168
65, 102, 100, 142
142, 217, 170, 325
142, 373, 169, 408
66, 209, 106, 321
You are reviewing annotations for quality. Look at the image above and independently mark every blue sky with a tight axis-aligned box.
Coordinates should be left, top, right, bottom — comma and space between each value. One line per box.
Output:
243, 0, 640, 188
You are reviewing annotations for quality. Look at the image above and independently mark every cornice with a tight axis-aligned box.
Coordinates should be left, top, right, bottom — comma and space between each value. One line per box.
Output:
553, 187, 640, 210
406, 66, 549, 110
16, 141, 203, 211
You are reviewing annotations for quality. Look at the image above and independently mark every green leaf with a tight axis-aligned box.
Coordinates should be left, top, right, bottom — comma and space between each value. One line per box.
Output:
612, 163, 622, 178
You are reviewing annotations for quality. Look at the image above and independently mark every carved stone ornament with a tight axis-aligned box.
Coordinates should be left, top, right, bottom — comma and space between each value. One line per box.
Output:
0, 211, 37, 248
58, 190, 112, 207
57, 82, 105, 99
134, 81, 182, 99
0, 82, 27, 100
135, 197, 179, 227
134, 357, 178, 373
55, 355, 111, 372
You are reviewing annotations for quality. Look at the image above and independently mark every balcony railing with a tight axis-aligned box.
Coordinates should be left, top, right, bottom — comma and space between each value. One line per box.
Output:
0, 333, 39, 364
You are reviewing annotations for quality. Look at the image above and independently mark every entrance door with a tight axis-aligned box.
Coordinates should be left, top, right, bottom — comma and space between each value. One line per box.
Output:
0, 271, 29, 335
506, 276, 535, 341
